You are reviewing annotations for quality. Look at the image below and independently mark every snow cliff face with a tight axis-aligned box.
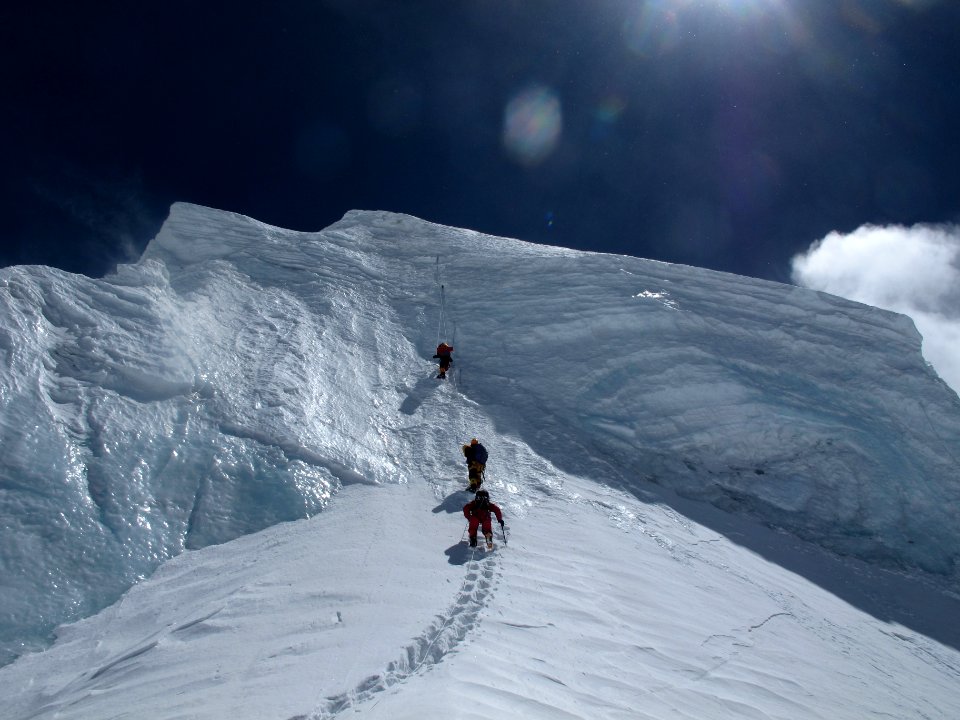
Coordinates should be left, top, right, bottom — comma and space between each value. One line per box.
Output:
1, 202, 959, 665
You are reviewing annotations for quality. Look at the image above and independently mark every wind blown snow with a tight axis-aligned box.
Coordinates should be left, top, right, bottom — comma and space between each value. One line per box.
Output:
792, 222, 960, 395
1, 204, 959, 719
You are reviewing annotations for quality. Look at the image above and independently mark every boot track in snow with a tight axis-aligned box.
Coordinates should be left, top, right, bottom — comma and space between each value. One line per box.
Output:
302, 546, 501, 719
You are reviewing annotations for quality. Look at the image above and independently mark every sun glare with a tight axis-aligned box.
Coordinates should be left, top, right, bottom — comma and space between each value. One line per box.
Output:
709, 0, 788, 19
623, 0, 794, 58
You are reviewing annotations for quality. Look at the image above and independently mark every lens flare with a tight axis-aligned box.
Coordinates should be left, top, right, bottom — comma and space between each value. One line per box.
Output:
502, 85, 562, 166
595, 95, 627, 124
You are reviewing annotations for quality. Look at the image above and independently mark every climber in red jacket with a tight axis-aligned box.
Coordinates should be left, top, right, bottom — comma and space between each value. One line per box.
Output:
462, 489, 504, 549
433, 342, 453, 379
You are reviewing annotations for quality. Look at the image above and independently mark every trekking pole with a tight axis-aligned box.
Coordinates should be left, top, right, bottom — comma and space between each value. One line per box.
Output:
499, 520, 507, 547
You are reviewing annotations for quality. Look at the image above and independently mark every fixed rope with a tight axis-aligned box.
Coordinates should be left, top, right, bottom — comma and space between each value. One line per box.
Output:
437, 284, 447, 345
435, 256, 448, 345
435, 255, 461, 385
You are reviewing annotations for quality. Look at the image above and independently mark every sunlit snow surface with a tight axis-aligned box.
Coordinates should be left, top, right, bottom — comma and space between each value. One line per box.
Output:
1, 204, 960, 718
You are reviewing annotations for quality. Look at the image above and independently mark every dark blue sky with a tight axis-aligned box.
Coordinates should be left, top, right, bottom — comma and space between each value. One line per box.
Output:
3, 0, 958, 282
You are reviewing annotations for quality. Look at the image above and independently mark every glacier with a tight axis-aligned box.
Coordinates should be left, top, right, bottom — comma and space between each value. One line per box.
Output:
1, 203, 960, 718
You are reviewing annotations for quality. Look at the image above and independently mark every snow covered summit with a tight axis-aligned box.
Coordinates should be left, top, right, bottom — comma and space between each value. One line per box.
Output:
1, 203, 960, 718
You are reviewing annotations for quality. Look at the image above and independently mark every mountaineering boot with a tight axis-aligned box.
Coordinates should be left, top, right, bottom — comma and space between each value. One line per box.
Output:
469, 536, 478, 547
484, 533, 494, 550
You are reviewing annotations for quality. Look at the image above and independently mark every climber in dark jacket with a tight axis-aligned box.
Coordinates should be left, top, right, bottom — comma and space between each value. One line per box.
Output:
462, 438, 488, 491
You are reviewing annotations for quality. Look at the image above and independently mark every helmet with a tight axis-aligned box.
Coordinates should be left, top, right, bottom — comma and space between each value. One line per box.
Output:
474, 489, 490, 504
471, 438, 479, 445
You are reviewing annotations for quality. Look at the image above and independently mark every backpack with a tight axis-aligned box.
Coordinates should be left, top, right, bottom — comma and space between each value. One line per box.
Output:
473, 444, 488, 465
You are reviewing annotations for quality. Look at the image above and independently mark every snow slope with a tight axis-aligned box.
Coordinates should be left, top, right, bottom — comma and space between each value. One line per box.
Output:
4, 443, 960, 719
2, 204, 960, 718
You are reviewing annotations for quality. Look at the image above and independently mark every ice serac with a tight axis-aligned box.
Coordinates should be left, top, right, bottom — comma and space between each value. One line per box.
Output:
1, 201, 959, 666
0, 203, 409, 665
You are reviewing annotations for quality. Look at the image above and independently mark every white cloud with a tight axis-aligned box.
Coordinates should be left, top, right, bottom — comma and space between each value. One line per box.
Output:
791, 223, 960, 395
